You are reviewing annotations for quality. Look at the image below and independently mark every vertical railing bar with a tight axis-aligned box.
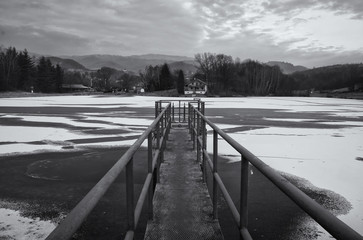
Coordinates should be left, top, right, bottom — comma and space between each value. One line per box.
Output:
156, 116, 160, 183
202, 102, 207, 182
160, 113, 165, 163
148, 133, 153, 220
126, 157, 134, 233
240, 154, 249, 233
154, 101, 158, 119
202, 117, 206, 183
179, 100, 181, 123
213, 129, 218, 219
193, 109, 196, 149
183, 103, 186, 122
172, 103, 174, 123
197, 107, 200, 163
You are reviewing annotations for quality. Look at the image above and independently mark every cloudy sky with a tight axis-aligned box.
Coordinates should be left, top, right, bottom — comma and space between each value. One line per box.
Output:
0, 0, 362, 67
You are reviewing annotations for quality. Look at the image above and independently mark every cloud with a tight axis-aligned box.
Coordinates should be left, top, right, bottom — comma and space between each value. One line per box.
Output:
262, 0, 363, 19
0, 0, 203, 56
0, 0, 362, 67
0, 24, 91, 55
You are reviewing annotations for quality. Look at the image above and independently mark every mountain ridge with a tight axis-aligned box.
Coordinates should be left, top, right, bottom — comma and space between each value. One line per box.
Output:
267, 61, 308, 74
58, 54, 196, 73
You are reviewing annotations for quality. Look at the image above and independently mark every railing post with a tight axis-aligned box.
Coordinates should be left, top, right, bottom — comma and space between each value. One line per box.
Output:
183, 103, 186, 122
148, 133, 153, 220
188, 103, 193, 137
154, 101, 158, 119
126, 157, 134, 232
240, 155, 249, 235
213, 130, 218, 219
197, 109, 200, 163
193, 108, 196, 149
160, 115, 164, 163
172, 103, 174, 123
202, 116, 206, 183
156, 117, 160, 183
179, 100, 181, 123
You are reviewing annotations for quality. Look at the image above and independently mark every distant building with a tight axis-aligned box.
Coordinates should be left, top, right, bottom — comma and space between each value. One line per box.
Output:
184, 78, 207, 95
61, 84, 91, 92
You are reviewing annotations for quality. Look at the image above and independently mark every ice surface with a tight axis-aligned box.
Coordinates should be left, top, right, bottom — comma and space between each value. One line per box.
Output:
1, 95, 363, 237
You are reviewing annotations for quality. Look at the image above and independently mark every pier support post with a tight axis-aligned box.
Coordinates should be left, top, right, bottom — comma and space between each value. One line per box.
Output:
126, 157, 135, 231
213, 130, 218, 219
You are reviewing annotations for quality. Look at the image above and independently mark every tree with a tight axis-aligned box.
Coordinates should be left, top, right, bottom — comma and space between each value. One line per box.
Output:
96, 67, 116, 91
118, 73, 136, 92
195, 53, 215, 86
17, 49, 35, 91
159, 63, 172, 90
0, 46, 18, 91
139, 65, 160, 92
36, 57, 56, 93
177, 70, 185, 94
194, 52, 292, 96
54, 64, 64, 92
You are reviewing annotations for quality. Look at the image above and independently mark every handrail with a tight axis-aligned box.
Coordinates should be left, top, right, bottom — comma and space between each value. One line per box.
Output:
46, 103, 172, 240
189, 103, 363, 240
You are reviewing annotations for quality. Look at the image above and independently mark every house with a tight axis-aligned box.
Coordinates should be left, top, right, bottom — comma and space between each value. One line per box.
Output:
184, 78, 207, 95
61, 84, 92, 92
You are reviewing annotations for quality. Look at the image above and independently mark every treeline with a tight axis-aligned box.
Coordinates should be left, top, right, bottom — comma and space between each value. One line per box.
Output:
291, 64, 363, 91
139, 63, 185, 94
195, 53, 293, 96
0, 46, 64, 92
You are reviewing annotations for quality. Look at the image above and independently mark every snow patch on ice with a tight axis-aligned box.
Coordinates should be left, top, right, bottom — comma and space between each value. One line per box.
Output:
0, 208, 55, 240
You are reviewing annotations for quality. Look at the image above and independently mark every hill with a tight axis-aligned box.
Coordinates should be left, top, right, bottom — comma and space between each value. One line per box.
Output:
64, 54, 196, 73
267, 61, 308, 74
128, 54, 193, 62
291, 64, 363, 91
46, 56, 88, 71
169, 61, 197, 74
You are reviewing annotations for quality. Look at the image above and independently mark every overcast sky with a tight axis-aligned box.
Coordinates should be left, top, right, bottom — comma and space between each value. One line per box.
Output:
0, 0, 362, 67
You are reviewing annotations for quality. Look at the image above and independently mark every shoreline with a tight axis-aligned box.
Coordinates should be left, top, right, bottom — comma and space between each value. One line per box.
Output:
2, 91, 363, 100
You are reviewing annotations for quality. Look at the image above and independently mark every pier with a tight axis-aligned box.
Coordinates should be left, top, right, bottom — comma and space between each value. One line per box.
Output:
46, 100, 363, 240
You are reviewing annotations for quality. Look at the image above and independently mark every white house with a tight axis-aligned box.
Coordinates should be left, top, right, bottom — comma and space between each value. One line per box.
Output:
184, 78, 207, 95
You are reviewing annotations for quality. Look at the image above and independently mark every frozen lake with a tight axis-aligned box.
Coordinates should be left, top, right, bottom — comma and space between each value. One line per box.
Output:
0, 95, 362, 239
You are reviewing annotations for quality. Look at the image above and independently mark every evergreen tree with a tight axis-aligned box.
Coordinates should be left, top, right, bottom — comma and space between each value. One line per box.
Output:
37, 57, 56, 93
17, 49, 35, 91
55, 64, 64, 92
159, 63, 172, 90
177, 70, 185, 94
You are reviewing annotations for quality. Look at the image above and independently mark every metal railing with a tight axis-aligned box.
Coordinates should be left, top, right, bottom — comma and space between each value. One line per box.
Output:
189, 102, 363, 240
46, 103, 172, 240
156, 99, 201, 123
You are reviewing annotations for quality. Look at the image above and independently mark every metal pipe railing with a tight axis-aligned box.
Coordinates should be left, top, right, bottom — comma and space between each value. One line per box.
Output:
46, 103, 172, 240
189, 103, 363, 240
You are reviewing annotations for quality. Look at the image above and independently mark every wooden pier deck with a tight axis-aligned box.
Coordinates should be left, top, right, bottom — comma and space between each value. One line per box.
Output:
143, 124, 224, 240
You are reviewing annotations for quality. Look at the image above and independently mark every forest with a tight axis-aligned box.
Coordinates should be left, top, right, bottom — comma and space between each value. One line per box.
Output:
1, 46, 362, 95
0, 47, 63, 93
291, 64, 363, 91
194, 53, 293, 96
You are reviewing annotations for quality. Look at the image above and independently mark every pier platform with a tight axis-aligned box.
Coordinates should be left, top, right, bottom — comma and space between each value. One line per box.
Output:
143, 125, 224, 240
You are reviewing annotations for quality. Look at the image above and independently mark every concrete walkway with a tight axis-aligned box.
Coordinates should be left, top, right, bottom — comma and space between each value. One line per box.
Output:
143, 125, 224, 240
